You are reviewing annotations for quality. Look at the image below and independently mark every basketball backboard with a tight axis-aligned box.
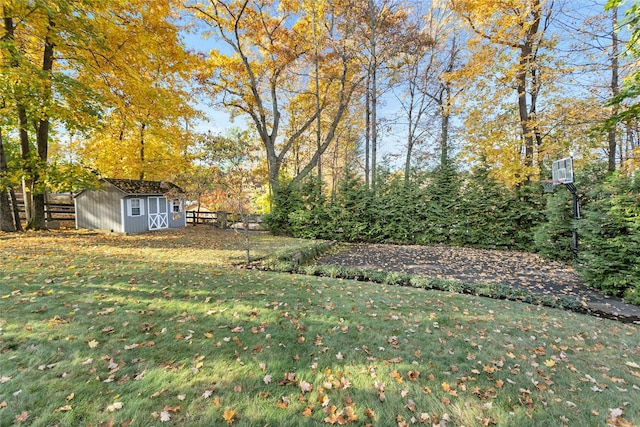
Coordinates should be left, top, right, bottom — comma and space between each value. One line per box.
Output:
552, 157, 574, 184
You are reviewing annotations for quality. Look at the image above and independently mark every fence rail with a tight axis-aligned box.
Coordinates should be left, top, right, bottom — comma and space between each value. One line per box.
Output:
186, 210, 263, 229
14, 196, 75, 222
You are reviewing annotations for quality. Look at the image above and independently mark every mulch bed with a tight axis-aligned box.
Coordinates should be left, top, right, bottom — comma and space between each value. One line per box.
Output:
316, 243, 640, 324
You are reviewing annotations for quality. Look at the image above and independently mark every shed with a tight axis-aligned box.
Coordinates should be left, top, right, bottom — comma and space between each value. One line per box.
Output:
75, 178, 186, 234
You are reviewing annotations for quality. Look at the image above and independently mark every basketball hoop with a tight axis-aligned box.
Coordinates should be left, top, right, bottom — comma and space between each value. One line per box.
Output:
541, 179, 562, 193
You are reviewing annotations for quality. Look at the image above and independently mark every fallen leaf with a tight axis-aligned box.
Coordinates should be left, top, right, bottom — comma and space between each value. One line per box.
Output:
223, 409, 236, 424
624, 361, 640, 369
14, 411, 29, 423
107, 402, 123, 412
300, 380, 313, 393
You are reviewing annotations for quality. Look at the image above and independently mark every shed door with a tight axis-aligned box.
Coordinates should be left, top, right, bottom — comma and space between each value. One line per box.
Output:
148, 197, 168, 230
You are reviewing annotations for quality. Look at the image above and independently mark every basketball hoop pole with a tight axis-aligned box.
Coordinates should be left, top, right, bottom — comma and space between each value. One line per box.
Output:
550, 155, 580, 261
565, 182, 580, 261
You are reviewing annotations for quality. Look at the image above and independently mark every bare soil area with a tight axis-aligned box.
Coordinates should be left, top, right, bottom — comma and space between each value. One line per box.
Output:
316, 243, 640, 323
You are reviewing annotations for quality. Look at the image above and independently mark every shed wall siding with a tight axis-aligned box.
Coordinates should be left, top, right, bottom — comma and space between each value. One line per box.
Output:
123, 196, 151, 234
168, 210, 186, 228
76, 186, 123, 232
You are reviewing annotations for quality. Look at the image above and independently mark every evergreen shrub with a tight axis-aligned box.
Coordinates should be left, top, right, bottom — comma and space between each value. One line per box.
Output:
579, 172, 640, 304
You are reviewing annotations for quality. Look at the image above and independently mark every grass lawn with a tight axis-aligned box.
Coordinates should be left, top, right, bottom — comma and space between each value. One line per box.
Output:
1, 227, 639, 426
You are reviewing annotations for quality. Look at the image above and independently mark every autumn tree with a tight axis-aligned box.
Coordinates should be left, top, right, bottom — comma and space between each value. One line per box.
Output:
392, 0, 463, 182
356, 0, 417, 191
187, 0, 364, 200
2, 1, 60, 230
67, 0, 199, 182
448, 0, 559, 183
1, 1, 198, 231
1, 1, 121, 229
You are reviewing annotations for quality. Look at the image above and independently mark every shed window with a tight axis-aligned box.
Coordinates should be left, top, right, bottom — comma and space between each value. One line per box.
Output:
127, 198, 144, 217
172, 199, 182, 213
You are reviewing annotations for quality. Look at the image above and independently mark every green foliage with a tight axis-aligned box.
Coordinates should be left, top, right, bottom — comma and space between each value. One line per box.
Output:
535, 162, 608, 262
263, 182, 303, 235
579, 172, 640, 303
45, 161, 100, 193
534, 189, 574, 262
367, 170, 422, 243
270, 160, 542, 251
418, 160, 461, 245
455, 166, 542, 249
328, 167, 374, 242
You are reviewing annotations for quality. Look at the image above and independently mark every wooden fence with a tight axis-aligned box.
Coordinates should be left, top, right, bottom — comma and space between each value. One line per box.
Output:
14, 193, 75, 225
186, 210, 263, 229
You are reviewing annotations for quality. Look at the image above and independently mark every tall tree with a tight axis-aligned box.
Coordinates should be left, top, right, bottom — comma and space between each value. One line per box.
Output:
69, 0, 198, 182
0, 127, 18, 231
2, 1, 68, 229
359, 0, 412, 191
393, 1, 463, 182
188, 0, 363, 197
449, 0, 555, 182
606, 0, 640, 172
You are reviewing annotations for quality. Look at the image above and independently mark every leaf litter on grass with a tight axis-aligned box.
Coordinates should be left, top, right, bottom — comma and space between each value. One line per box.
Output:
1, 228, 639, 426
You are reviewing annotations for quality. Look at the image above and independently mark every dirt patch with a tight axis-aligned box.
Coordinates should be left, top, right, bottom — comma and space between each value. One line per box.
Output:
316, 243, 640, 323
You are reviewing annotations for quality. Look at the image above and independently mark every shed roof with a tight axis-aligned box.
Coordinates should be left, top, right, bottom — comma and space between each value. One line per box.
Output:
103, 178, 183, 195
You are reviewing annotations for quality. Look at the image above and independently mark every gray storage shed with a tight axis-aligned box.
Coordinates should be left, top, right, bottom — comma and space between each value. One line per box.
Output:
75, 178, 186, 234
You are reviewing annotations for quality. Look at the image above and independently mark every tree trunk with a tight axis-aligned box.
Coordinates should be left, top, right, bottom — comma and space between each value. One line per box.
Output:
0, 191, 14, 231
521, 0, 541, 177
4, 13, 34, 225
0, 128, 16, 231
369, 0, 378, 194
371, 64, 378, 193
404, 89, 415, 184
608, 5, 619, 173
313, 6, 322, 190
28, 16, 56, 230
139, 122, 146, 181
365, 74, 371, 189
517, 54, 534, 169
441, 99, 450, 167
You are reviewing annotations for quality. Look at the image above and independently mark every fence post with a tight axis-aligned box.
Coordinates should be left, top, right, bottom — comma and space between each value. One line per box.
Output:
216, 211, 227, 228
